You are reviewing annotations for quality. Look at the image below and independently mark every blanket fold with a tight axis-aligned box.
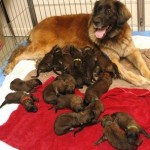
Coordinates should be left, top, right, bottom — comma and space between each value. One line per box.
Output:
0, 77, 150, 150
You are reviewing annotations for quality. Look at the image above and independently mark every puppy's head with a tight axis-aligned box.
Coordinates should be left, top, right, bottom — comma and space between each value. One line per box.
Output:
101, 114, 113, 127
126, 127, 140, 145
90, 0, 131, 39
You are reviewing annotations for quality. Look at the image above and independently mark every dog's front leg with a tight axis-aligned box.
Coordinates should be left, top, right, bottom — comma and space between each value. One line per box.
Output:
113, 59, 150, 86
127, 49, 150, 81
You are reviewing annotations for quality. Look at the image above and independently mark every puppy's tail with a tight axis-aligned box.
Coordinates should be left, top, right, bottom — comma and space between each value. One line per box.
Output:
0, 101, 7, 108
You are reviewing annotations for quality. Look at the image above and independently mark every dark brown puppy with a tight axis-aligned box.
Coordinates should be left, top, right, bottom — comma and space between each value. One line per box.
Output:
82, 46, 97, 85
61, 45, 74, 73
33, 45, 63, 77
43, 74, 76, 104
10, 78, 42, 92
95, 115, 137, 150
65, 46, 84, 88
94, 46, 120, 78
111, 112, 150, 146
49, 94, 84, 112
54, 109, 95, 136
84, 72, 113, 105
0, 91, 38, 112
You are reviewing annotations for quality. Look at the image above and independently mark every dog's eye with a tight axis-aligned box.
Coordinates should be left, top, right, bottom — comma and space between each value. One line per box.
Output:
106, 9, 111, 15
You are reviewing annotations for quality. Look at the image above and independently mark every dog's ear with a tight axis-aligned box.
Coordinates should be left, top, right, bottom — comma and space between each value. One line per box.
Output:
114, 1, 131, 26
93, 1, 100, 13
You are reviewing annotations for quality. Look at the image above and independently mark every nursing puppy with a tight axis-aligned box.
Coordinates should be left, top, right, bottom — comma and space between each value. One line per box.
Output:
10, 78, 42, 92
5, 0, 150, 86
111, 112, 150, 146
33, 45, 63, 77
84, 72, 113, 105
82, 46, 97, 85
54, 109, 95, 136
49, 94, 84, 112
0, 91, 38, 112
95, 114, 137, 150
94, 46, 120, 78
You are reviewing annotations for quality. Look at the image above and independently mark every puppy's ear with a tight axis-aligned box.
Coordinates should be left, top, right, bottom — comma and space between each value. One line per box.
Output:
114, 1, 131, 26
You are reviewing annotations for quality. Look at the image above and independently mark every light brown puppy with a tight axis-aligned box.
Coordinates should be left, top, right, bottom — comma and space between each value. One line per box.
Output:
111, 112, 150, 146
0, 91, 38, 112
4, 0, 150, 86
54, 109, 95, 136
95, 114, 137, 150
43, 74, 76, 104
49, 94, 84, 113
10, 78, 42, 92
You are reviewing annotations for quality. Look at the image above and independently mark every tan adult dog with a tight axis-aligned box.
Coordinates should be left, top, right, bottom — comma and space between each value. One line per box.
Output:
4, 0, 150, 86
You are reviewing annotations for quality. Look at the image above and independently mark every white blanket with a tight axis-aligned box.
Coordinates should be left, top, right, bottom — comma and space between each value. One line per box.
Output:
0, 35, 150, 149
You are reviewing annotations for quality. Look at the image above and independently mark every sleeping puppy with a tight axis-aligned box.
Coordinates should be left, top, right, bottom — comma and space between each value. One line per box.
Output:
43, 74, 76, 104
33, 45, 63, 77
55, 74, 76, 94
111, 112, 150, 146
10, 78, 42, 92
82, 46, 97, 85
49, 94, 84, 112
84, 72, 113, 105
43, 79, 67, 104
54, 109, 95, 136
0, 91, 38, 112
95, 114, 137, 150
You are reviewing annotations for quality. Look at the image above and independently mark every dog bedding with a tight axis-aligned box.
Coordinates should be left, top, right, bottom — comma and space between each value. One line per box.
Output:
0, 77, 150, 150
0, 35, 150, 149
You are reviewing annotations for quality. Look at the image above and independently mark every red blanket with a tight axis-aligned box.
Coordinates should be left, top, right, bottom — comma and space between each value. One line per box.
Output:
0, 77, 150, 150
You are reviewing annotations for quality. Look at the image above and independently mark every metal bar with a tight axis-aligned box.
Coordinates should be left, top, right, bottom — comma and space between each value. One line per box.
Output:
137, 0, 145, 31
0, 0, 15, 37
27, 0, 38, 27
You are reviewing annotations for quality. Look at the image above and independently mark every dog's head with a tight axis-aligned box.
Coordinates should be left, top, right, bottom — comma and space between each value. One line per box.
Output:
90, 0, 131, 39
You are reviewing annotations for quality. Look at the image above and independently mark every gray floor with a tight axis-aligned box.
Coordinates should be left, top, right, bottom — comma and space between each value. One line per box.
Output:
0, 36, 27, 68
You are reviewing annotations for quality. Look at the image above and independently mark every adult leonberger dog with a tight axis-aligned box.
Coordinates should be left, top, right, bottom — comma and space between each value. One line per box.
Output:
4, 0, 150, 86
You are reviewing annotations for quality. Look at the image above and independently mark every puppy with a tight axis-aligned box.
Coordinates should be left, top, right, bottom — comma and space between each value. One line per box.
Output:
0, 91, 38, 112
43, 79, 67, 104
43, 74, 76, 104
84, 72, 112, 105
95, 114, 137, 150
94, 46, 120, 78
5, 0, 150, 86
49, 94, 84, 112
111, 112, 150, 146
67, 48, 84, 88
54, 109, 95, 136
82, 46, 97, 85
55, 73, 76, 94
10, 78, 42, 92
33, 45, 63, 77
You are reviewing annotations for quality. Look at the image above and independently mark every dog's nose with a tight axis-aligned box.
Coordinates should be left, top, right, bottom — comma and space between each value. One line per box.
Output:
93, 17, 100, 26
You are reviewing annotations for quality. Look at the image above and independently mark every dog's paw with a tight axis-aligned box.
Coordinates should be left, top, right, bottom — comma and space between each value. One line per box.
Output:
3, 64, 13, 75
